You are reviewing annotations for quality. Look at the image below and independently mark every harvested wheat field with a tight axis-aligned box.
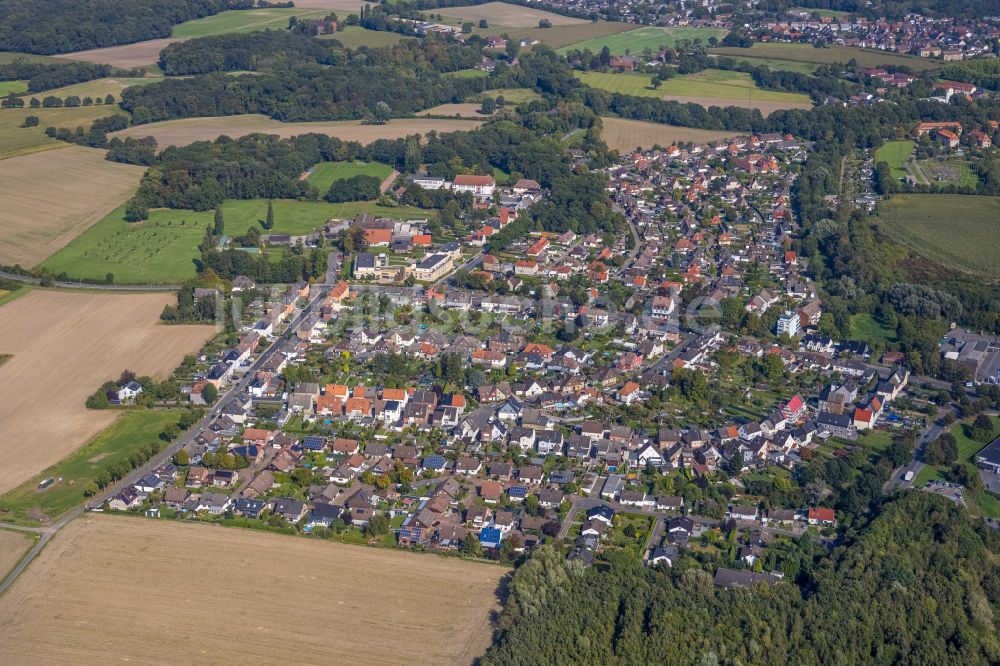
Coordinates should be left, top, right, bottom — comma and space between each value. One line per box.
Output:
418, 103, 490, 118
660, 94, 813, 115
112, 115, 483, 149
0, 291, 213, 496
0, 147, 145, 267
601, 118, 737, 152
57, 38, 183, 67
0, 529, 33, 580
0, 515, 506, 665
430, 2, 585, 27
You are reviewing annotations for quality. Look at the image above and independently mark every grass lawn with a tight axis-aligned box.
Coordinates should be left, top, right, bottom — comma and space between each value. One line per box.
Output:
848, 313, 897, 345
876, 194, 1000, 276
320, 26, 416, 48
306, 160, 394, 193
915, 416, 1000, 519
0, 286, 30, 308
477, 87, 542, 104
710, 43, 939, 72
873, 139, 914, 181
855, 429, 894, 452
444, 68, 489, 79
0, 105, 129, 159
608, 512, 654, 552
575, 69, 811, 104
41, 198, 434, 284
0, 410, 185, 525
558, 26, 727, 55
0, 80, 28, 95
172, 8, 327, 38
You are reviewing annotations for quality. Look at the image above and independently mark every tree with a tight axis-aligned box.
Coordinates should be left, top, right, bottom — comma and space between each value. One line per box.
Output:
461, 532, 483, 557
366, 512, 390, 536
291, 467, 312, 487
213, 206, 224, 235
461, 22, 473, 33
480, 96, 496, 115
105, 272, 114, 284
83, 481, 99, 497
538, 19, 552, 28
926, 433, 958, 466
970, 414, 994, 442
478, 19, 488, 28
262, 199, 274, 230
174, 448, 190, 465
201, 383, 218, 404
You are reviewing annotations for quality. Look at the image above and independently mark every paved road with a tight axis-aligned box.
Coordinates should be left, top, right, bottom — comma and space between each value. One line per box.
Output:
884, 405, 951, 492
0, 270, 178, 292
0, 285, 331, 596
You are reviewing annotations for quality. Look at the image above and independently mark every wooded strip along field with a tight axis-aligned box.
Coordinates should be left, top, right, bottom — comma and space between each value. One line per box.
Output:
0, 515, 507, 665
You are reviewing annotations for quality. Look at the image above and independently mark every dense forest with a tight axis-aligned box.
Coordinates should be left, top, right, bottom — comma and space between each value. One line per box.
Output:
122, 38, 486, 124
0, 0, 267, 55
157, 29, 339, 76
484, 492, 1000, 665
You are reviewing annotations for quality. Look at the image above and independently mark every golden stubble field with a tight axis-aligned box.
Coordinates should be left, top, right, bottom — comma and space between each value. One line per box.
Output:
431, 2, 586, 27
57, 38, 183, 67
0, 146, 145, 267
601, 117, 738, 152
0, 291, 213, 495
0, 529, 33, 579
0, 515, 507, 665
111, 115, 484, 150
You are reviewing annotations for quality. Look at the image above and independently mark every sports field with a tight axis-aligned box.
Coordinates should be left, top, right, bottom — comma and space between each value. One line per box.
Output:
0, 146, 144, 266
710, 43, 939, 72
600, 117, 736, 152
558, 26, 727, 55
576, 69, 813, 113
0, 515, 506, 665
306, 160, 394, 193
57, 38, 183, 68
41, 199, 434, 284
0, 106, 129, 159
110, 115, 483, 149
0, 290, 213, 498
877, 194, 1000, 275
429, 2, 585, 27
874, 139, 914, 181
0, 410, 186, 525
29, 75, 158, 100
171, 8, 328, 39
321, 26, 416, 48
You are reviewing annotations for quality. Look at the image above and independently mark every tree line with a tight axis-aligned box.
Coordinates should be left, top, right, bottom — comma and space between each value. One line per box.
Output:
0, 59, 142, 93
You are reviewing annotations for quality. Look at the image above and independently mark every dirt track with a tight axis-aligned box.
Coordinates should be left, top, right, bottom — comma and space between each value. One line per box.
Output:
0, 515, 506, 665
0, 291, 213, 495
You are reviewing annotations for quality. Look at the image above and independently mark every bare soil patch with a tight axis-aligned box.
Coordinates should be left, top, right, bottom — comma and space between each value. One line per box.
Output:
0, 146, 144, 267
659, 94, 813, 115
601, 117, 737, 152
57, 38, 183, 68
112, 115, 483, 149
0, 291, 213, 495
0, 515, 506, 665
0, 529, 33, 580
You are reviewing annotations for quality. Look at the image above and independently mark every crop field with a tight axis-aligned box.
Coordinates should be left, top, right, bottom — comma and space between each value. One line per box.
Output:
575, 69, 813, 113
874, 139, 914, 181
428, 2, 586, 27
558, 26, 727, 55
171, 8, 328, 39
0, 106, 129, 159
418, 102, 490, 117
30, 75, 158, 100
0, 146, 144, 267
110, 115, 483, 149
876, 194, 1000, 275
292, 0, 369, 9
321, 26, 416, 48
600, 117, 737, 152
57, 38, 183, 68
0, 291, 213, 498
0, 515, 506, 664
306, 160, 394, 192
0, 52, 72, 65
0, 529, 33, 579
41, 199, 434, 284
710, 43, 939, 72
709, 53, 818, 75
0, 410, 185, 525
